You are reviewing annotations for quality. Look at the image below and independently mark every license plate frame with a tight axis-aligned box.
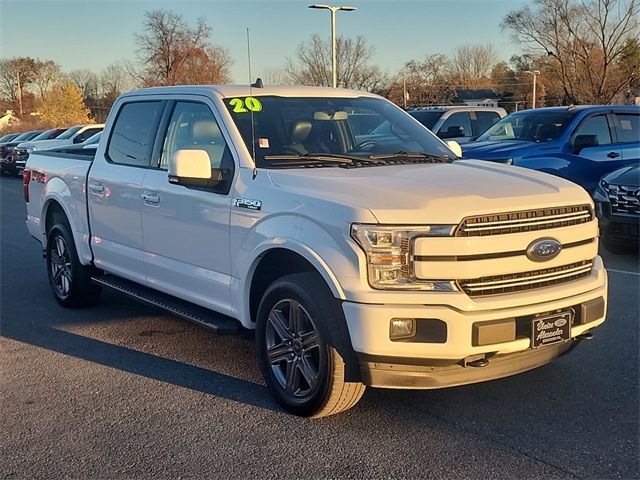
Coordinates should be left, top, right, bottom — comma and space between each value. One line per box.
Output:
531, 311, 572, 348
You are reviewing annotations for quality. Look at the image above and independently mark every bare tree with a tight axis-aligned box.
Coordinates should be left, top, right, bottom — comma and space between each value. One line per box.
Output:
135, 9, 231, 86
285, 34, 386, 91
451, 44, 498, 89
0, 57, 37, 115
503, 0, 640, 104
259, 66, 293, 85
68, 69, 99, 101
32, 60, 62, 101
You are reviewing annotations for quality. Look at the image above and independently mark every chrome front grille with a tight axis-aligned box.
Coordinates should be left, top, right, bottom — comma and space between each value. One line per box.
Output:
459, 260, 593, 297
456, 205, 592, 237
606, 184, 640, 215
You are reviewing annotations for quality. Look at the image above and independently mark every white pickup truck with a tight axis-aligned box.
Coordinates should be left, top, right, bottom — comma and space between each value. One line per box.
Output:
25, 84, 607, 417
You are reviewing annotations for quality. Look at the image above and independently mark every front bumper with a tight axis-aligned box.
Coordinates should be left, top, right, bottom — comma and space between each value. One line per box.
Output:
595, 200, 639, 243
0, 157, 23, 175
360, 340, 577, 389
343, 256, 607, 388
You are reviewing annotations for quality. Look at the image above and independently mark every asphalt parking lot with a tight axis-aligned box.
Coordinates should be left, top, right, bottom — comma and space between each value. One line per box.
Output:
1, 175, 638, 480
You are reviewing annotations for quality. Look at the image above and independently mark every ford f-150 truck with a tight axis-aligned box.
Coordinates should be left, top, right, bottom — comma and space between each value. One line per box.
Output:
25, 85, 608, 417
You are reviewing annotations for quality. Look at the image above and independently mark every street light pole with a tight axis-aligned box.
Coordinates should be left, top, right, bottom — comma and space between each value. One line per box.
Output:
524, 70, 541, 109
308, 4, 357, 88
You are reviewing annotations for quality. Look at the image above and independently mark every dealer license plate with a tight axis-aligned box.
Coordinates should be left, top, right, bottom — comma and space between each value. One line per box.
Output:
531, 311, 572, 348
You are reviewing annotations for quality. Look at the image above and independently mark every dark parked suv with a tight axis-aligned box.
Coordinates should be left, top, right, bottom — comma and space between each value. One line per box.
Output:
0, 130, 43, 176
594, 164, 639, 254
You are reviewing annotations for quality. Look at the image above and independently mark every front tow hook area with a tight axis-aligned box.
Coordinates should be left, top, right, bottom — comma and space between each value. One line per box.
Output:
467, 358, 490, 368
577, 331, 594, 341
462, 353, 492, 368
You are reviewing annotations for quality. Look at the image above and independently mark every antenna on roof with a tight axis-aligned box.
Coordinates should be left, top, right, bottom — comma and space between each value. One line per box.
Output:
252, 77, 264, 88
247, 27, 258, 180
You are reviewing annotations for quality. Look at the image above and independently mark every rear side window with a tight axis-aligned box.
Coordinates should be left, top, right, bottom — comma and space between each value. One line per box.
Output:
107, 101, 163, 167
475, 111, 501, 136
614, 113, 639, 144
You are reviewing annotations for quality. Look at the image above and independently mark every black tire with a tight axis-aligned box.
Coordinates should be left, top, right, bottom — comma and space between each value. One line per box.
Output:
256, 272, 365, 418
46, 221, 102, 308
603, 237, 635, 255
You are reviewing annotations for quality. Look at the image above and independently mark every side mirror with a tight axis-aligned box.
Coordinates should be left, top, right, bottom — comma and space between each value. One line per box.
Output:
573, 134, 598, 153
446, 140, 462, 158
168, 149, 226, 188
73, 136, 84, 144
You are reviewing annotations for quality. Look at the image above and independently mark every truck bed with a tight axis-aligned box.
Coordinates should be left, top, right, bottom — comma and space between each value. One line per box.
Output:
25, 147, 96, 264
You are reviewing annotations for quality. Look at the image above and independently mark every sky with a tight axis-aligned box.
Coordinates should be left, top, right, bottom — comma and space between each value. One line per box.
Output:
0, 0, 528, 83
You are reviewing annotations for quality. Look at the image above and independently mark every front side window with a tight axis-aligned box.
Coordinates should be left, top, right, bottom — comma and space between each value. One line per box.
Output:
107, 101, 163, 167
159, 101, 229, 170
477, 111, 575, 142
74, 127, 103, 143
438, 112, 472, 139
224, 96, 452, 168
573, 115, 612, 146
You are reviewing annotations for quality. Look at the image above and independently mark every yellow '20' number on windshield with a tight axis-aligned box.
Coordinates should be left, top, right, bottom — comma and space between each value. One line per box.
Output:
230, 97, 262, 113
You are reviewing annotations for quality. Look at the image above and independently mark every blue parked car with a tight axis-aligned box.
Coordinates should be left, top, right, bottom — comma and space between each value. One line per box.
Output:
462, 105, 640, 194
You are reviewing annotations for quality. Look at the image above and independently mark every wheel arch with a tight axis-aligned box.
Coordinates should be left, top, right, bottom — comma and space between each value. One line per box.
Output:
41, 193, 92, 266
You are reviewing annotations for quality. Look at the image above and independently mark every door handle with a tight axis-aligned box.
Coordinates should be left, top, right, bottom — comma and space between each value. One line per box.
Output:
607, 152, 620, 158
88, 182, 104, 194
142, 192, 160, 206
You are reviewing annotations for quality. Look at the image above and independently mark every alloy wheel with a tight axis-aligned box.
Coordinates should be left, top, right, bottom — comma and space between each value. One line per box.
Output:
265, 298, 323, 398
50, 235, 72, 299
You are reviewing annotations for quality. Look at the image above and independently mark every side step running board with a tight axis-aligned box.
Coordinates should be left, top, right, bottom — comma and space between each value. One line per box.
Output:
92, 275, 244, 335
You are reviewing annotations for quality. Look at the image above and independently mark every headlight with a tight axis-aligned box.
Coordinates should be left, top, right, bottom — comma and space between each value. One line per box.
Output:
26, 146, 36, 153
351, 224, 458, 291
599, 179, 609, 191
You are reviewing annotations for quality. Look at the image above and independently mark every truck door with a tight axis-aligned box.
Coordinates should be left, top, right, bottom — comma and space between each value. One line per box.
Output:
140, 99, 234, 314
569, 112, 623, 193
88, 100, 165, 283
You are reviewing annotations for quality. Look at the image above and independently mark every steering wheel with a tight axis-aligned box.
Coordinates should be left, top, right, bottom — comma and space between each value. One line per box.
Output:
352, 140, 378, 152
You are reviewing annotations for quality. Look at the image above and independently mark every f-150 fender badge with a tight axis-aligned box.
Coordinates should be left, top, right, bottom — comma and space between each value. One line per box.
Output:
233, 198, 262, 211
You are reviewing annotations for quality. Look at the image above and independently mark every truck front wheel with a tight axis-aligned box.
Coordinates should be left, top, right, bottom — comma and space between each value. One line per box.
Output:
256, 272, 365, 417
46, 222, 102, 308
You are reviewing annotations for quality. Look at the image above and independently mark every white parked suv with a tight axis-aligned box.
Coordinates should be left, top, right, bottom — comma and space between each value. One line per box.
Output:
18, 123, 104, 154
24, 84, 607, 417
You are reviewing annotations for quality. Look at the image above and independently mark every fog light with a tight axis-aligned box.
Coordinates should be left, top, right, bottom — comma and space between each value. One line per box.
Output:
390, 318, 415, 340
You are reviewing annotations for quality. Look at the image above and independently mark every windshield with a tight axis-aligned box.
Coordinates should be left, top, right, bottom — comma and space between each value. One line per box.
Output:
32, 128, 60, 141
409, 111, 445, 130
224, 96, 453, 167
57, 125, 83, 140
477, 110, 575, 142
0, 133, 17, 142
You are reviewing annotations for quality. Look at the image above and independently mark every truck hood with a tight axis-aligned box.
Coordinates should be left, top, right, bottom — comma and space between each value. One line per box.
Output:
602, 163, 640, 186
462, 140, 537, 159
267, 160, 591, 224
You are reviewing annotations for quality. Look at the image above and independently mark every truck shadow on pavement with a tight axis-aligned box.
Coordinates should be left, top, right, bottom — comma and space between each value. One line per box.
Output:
1, 291, 281, 414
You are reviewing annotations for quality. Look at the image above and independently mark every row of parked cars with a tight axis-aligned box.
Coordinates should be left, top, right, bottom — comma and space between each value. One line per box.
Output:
0, 123, 104, 176
404, 104, 639, 254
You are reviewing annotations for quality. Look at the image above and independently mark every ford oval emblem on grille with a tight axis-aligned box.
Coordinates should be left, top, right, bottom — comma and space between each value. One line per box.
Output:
526, 238, 562, 262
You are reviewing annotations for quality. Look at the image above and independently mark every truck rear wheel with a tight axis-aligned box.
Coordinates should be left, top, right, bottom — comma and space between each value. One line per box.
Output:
46, 222, 102, 308
256, 272, 365, 417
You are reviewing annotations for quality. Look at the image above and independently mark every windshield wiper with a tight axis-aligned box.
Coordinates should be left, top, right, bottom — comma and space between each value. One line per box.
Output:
263, 153, 356, 164
368, 151, 451, 162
